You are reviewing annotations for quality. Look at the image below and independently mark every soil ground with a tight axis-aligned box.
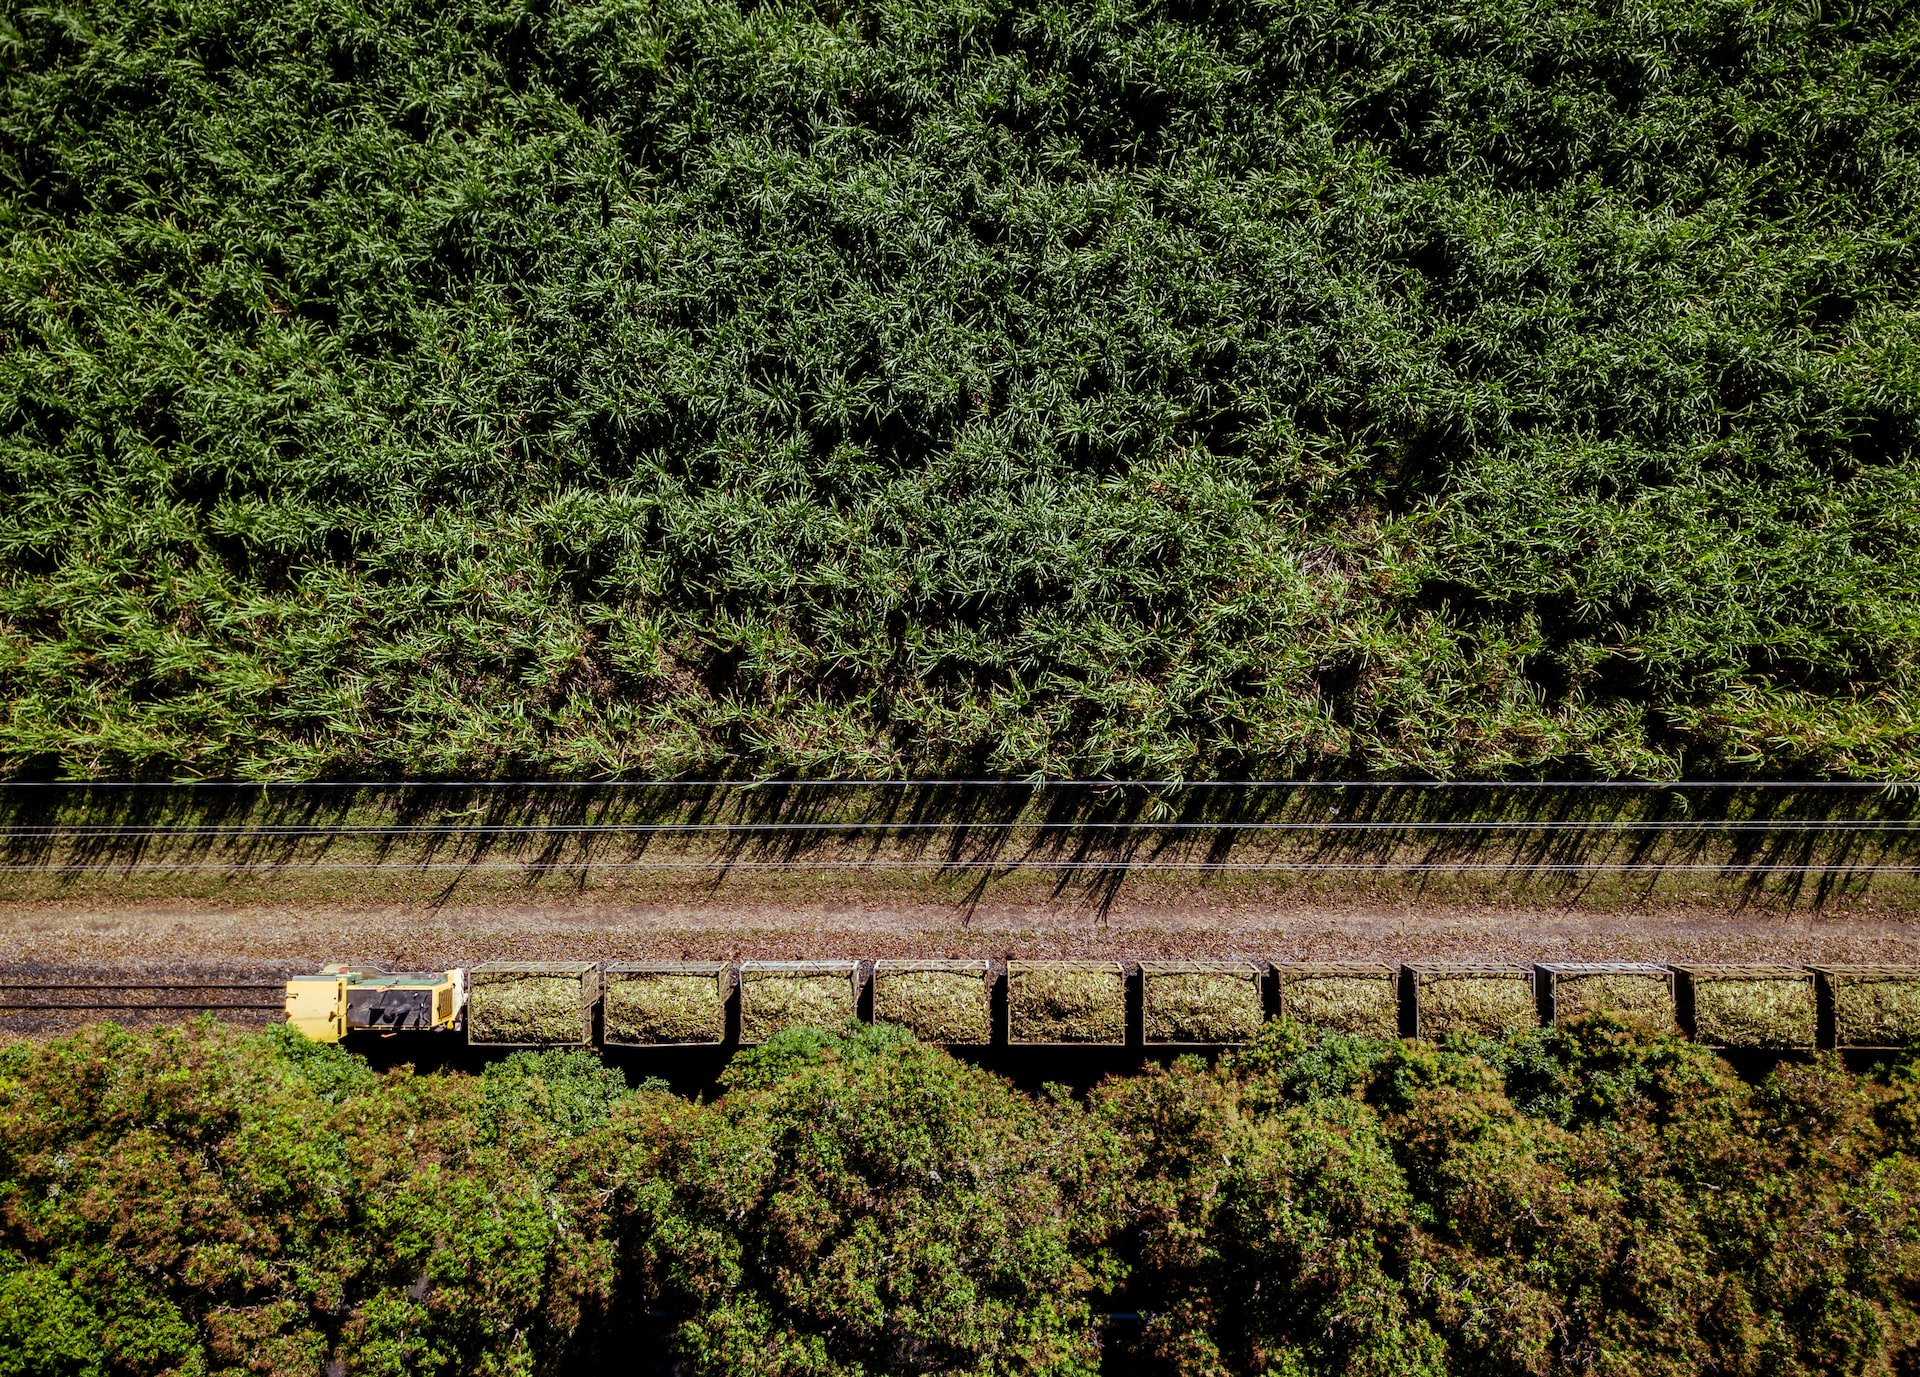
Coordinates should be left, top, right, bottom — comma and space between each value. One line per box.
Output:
5, 870, 1917, 1035
6, 780, 1918, 1035
7, 887, 1916, 971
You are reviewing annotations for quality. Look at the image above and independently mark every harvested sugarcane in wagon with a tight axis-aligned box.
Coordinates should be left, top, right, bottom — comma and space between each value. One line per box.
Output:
739, 961, 859, 1043
1277, 964, 1400, 1037
1142, 962, 1264, 1043
1007, 962, 1126, 1044
1814, 967, 1920, 1049
603, 963, 728, 1046
871, 961, 991, 1043
1415, 967, 1536, 1040
1541, 964, 1676, 1031
1678, 966, 1816, 1049
467, 962, 597, 1046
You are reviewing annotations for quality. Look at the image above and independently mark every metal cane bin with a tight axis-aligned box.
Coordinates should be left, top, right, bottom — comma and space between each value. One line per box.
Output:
872, 960, 991, 1044
739, 961, 860, 1044
1413, 965, 1538, 1040
1674, 966, 1816, 1050
604, 962, 730, 1047
1142, 961, 1264, 1044
1007, 961, 1127, 1045
468, 962, 598, 1047
1811, 966, 1920, 1050
1276, 963, 1401, 1038
1538, 963, 1675, 1031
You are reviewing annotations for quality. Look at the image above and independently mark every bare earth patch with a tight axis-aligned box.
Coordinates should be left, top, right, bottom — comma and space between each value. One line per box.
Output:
2, 877, 1916, 1035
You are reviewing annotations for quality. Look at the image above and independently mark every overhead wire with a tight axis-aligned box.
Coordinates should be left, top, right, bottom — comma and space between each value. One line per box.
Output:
3, 861, 1917, 873
2, 819, 1918, 837
0, 779, 1911, 789
3, 780, 1912, 872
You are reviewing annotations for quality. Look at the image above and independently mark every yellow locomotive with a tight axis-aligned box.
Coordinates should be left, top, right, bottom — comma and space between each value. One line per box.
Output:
284, 966, 466, 1043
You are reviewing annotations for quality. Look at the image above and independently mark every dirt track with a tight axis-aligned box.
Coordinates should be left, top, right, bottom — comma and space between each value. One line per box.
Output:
6, 886, 1917, 969
7, 779, 1919, 972
3, 874, 1916, 1037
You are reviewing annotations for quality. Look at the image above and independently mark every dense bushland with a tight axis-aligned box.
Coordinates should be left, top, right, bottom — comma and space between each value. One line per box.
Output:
2, 0, 1917, 779
6, 1018, 1920, 1374
0, 1029, 631, 1376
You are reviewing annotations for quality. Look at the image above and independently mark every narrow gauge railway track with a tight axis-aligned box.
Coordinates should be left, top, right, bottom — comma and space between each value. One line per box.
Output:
8, 861, 1920, 873
0, 982, 284, 1012
10, 819, 1920, 834
7, 781, 1920, 926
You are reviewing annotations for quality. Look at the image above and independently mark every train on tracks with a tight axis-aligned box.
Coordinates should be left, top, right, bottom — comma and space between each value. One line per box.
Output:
272, 959, 1920, 1053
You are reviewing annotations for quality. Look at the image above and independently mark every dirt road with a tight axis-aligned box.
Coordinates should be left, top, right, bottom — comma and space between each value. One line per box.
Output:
4, 881, 1916, 1038
5, 881, 1916, 969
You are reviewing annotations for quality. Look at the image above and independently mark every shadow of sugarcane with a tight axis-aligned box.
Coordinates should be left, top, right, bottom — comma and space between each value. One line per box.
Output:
1, 779, 1915, 916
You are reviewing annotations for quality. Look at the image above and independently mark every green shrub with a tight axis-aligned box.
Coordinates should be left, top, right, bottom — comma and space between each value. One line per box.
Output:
0, 1024, 622, 1377
617, 1024, 1119, 1377
1098, 1055, 1446, 1376
1096, 1015, 1920, 1375
8, 1017, 1920, 1374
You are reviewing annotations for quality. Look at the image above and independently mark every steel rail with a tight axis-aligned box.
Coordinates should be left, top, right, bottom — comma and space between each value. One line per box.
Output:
0, 1001, 284, 1011
0, 981, 287, 1013
3, 860, 1919, 873
0, 780, 1909, 789
5, 820, 1920, 837
0, 982, 283, 990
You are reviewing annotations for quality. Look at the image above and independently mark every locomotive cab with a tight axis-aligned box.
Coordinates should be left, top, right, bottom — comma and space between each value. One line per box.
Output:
283, 973, 348, 1043
285, 967, 467, 1040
